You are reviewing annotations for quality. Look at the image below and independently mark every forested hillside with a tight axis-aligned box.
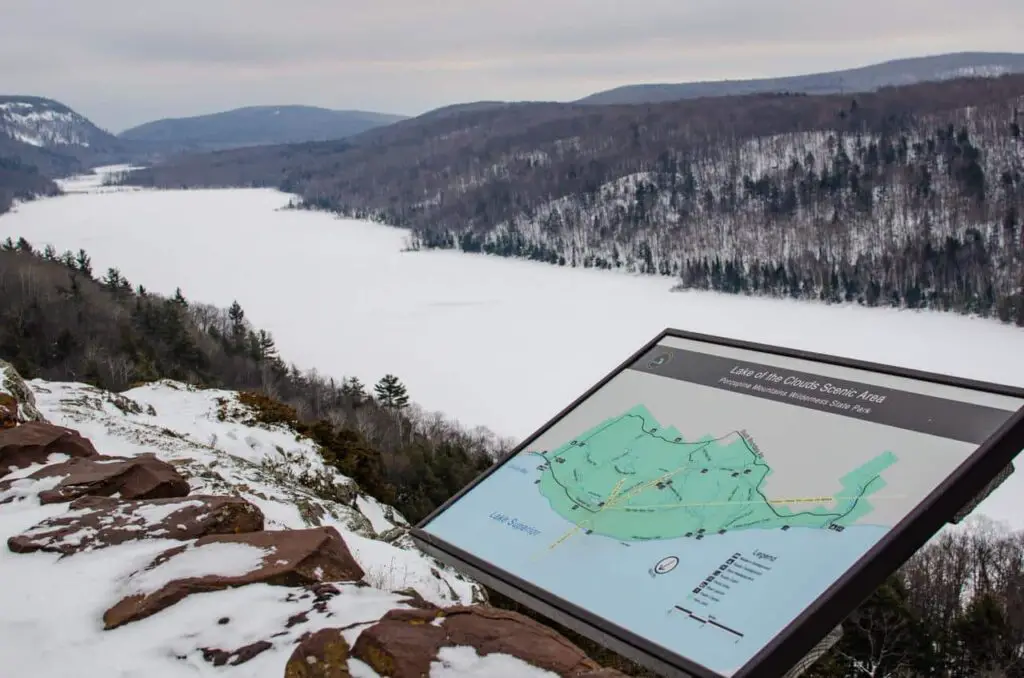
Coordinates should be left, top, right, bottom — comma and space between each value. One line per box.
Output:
122, 75, 1024, 324
805, 520, 1024, 678
0, 151, 62, 214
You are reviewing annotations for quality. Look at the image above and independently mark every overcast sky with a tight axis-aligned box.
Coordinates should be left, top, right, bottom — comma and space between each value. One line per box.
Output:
2, 0, 1022, 132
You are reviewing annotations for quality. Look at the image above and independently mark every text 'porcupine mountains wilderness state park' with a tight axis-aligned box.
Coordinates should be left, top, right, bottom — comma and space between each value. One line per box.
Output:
4, 0, 1024, 674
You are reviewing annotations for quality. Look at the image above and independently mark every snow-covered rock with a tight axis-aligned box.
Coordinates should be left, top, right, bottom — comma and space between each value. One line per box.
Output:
26, 378, 479, 606
1, 377, 552, 677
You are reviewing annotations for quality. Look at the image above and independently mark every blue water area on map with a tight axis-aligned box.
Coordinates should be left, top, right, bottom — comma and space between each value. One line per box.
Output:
425, 451, 890, 677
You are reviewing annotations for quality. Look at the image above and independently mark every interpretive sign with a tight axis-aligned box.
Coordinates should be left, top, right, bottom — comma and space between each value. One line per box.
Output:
411, 329, 1024, 678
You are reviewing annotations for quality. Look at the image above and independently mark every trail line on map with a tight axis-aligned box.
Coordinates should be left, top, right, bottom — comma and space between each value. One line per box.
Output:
523, 408, 895, 549
530, 412, 885, 522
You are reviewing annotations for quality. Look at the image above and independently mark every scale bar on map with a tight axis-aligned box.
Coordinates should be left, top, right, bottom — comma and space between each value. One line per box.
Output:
674, 606, 745, 638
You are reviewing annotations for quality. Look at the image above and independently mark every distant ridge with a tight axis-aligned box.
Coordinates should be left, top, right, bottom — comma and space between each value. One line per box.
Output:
576, 51, 1024, 105
118, 105, 408, 151
0, 95, 121, 151
0, 95, 138, 213
413, 101, 516, 122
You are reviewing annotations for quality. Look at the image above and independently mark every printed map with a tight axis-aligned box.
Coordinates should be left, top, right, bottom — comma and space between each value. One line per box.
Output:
532, 404, 898, 545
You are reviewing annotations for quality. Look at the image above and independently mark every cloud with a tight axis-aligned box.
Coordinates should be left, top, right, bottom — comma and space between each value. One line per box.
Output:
0, 0, 1021, 131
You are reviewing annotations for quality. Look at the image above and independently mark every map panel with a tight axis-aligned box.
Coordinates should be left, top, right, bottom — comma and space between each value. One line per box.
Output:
535, 404, 898, 544
418, 336, 1024, 677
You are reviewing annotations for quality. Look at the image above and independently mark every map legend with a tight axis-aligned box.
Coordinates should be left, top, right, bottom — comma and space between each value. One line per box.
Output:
681, 550, 773, 635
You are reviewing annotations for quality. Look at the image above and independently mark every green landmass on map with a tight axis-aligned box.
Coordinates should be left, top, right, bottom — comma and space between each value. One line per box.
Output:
530, 404, 898, 541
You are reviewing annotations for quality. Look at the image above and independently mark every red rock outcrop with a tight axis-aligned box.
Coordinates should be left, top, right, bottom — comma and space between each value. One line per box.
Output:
0, 387, 627, 678
104, 526, 365, 629
0, 422, 98, 478
8, 494, 264, 555
0, 453, 190, 504
351, 605, 605, 677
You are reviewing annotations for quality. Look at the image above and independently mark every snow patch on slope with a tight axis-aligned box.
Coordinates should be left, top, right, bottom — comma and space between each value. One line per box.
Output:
0, 99, 95, 147
0, 523, 406, 677
125, 542, 272, 595
0, 376, 503, 676
431, 646, 560, 677
27, 377, 479, 607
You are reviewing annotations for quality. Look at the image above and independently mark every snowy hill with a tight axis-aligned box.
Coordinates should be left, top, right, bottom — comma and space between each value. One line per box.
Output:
0, 97, 146, 214
0, 96, 118, 149
0, 362, 620, 677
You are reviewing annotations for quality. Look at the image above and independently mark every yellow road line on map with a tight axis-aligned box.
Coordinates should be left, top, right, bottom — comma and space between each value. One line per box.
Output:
532, 490, 907, 559
542, 465, 801, 553
540, 478, 628, 555
534, 448, 902, 557
546, 478, 626, 550
541, 467, 706, 552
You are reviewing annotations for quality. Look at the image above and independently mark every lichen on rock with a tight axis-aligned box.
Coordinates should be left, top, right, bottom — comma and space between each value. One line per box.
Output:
285, 628, 352, 678
0, 359, 45, 427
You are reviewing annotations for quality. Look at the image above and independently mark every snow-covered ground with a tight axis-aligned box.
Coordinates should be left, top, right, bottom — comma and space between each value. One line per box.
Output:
22, 378, 477, 606
0, 375, 515, 677
2, 175, 1023, 531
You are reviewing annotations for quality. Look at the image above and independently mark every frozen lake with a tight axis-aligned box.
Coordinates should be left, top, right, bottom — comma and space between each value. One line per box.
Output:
3, 170, 1023, 528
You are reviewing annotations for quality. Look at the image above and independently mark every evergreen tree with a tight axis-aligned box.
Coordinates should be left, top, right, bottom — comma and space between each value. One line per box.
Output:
255, 329, 278, 362
102, 267, 124, 289
341, 376, 368, 406
75, 249, 93, 278
374, 374, 410, 409
227, 300, 246, 345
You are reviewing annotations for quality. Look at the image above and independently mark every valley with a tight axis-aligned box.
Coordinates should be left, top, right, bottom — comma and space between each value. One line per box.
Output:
3, 169, 1023, 531
3, 40, 1024, 676
119, 75, 1024, 326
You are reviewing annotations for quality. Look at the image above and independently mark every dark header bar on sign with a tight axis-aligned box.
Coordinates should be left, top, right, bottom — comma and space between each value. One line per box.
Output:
630, 345, 1016, 445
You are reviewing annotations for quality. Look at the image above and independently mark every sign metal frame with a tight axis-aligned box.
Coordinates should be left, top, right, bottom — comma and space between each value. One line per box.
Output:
411, 328, 1024, 678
